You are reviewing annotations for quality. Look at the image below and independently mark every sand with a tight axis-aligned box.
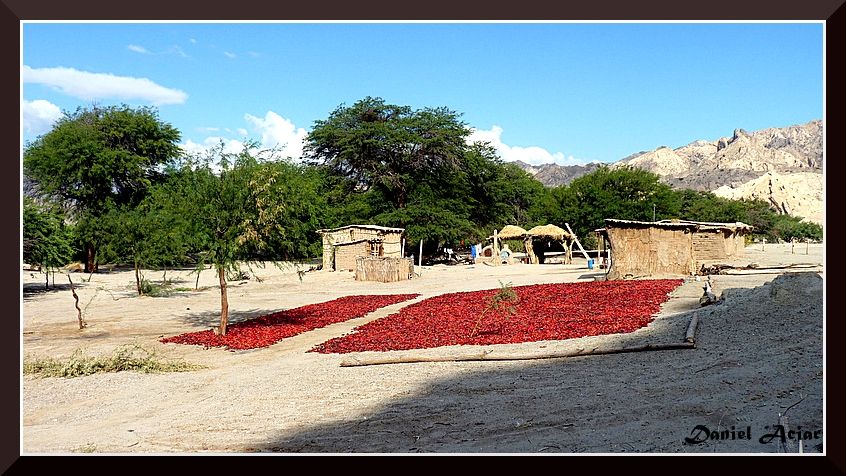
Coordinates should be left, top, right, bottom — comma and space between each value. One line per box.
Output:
21, 243, 824, 454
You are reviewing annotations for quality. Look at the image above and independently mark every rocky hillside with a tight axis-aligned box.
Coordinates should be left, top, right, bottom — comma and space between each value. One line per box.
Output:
713, 171, 823, 225
513, 161, 603, 187
515, 120, 823, 224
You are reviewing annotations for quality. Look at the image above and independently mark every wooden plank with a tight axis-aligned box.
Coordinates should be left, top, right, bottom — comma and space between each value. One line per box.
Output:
564, 222, 591, 261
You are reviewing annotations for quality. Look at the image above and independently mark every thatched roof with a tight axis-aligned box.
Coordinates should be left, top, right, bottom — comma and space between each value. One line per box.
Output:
605, 219, 753, 233
526, 224, 573, 240
497, 225, 528, 239
317, 224, 405, 234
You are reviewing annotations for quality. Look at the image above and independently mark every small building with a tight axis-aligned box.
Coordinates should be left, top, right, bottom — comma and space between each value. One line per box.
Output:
596, 219, 753, 280
317, 225, 405, 272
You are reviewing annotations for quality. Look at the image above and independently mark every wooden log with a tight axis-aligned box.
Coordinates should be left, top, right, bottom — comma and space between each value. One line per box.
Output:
685, 312, 700, 344
340, 342, 695, 367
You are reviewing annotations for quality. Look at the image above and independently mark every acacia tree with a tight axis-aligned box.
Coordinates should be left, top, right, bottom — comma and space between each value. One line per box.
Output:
23, 105, 181, 272
304, 97, 469, 210
164, 144, 318, 335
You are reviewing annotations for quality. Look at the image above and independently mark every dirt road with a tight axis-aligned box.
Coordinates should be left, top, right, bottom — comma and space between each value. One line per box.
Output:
22, 243, 824, 453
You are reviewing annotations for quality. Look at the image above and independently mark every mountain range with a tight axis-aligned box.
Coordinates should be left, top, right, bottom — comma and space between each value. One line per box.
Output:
514, 120, 823, 224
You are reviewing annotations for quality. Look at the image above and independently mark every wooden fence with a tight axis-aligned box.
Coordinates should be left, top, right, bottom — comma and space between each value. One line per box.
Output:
355, 256, 414, 282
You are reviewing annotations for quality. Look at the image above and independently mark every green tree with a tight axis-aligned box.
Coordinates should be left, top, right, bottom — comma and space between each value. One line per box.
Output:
96, 200, 192, 296
163, 144, 322, 335
550, 166, 679, 247
24, 105, 181, 272
304, 97, 469, 210
23, 197, 74, 289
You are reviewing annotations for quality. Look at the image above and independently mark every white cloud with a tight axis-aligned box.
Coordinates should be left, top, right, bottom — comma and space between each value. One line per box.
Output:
223, 52, 236, 59
181, 137, 246, 156
189, 38, 197, 44
22, 99, 62, 136
467, 125, 589, 166
180, 111, 307, 161
128, 44, 150, 54
247, 51, 260, 58
244, 111, 308, 159
22, 65, 188, 105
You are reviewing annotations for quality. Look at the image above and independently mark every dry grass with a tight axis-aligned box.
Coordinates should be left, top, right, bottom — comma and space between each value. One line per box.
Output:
24, 344, 205, 378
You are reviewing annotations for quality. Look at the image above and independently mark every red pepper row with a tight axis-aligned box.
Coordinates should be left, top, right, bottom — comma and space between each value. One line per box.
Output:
310, 279, 683, 354
160, 294, 419, 350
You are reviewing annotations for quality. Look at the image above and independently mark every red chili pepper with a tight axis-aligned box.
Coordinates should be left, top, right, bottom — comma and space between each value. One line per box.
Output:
310, 279, 683, 354
160, 294, 419, 351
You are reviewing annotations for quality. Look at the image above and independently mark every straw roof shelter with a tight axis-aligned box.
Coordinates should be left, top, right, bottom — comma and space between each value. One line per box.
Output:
526, 224, 573, 241
497, 225, 528, 239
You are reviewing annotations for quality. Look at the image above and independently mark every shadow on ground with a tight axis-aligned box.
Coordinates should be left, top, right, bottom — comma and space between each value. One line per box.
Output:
255, 273, 823, 454
23, 282, 81, 301
179, 308, 290, 328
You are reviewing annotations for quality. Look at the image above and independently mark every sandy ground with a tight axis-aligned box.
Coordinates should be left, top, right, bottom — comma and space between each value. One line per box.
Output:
21, 243, 824, 454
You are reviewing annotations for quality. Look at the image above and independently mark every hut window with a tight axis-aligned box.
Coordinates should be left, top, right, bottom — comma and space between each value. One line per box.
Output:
370, 241, 383, 256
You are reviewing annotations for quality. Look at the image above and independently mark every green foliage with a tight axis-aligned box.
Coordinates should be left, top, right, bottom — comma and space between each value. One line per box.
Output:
306, 98, 552, 249
24, 105, 182, 271
23, 105, 181, 212
548, 166, 678, 248
96, 201, 191, 271
23, 197, 74, 281
164, 143, 327, 271
23, 344, 204, 378
304, 96, 469, 210
137, 276, 192, 297
770, 215, 823, 241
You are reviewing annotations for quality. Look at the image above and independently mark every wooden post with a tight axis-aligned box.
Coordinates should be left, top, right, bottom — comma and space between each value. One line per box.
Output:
791, 238, 795, 254
762, 237, 766, 251
806, 238, 809, 255
493, 229, 500, 266
401, 238, 405, 258
418, 240, 423, 268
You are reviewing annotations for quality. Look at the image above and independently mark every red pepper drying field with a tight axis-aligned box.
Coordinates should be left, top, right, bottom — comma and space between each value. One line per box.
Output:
310, 279, 682, 354
160, 294, 419, 350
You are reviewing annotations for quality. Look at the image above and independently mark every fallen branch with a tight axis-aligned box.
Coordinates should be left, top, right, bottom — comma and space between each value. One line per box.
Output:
340, 342, 695, 367
68, 274, 87, 329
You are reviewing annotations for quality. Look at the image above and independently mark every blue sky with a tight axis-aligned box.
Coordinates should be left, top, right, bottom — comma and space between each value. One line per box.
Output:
22, 22, 823, 165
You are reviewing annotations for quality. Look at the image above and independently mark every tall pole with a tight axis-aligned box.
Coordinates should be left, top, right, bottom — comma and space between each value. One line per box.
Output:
418, 240, 423, 268
653, 204, 656, 222
493, 229, 500, 266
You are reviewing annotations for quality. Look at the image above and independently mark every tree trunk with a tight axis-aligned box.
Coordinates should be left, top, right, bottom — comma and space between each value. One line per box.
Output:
524, 238, 537, 265
85, 244, 98, 274
68, 274, 86, 329
44, 270, 49, 290
135, 260, 142, 295
218, 267, 229, 336
395, 185, 407, 209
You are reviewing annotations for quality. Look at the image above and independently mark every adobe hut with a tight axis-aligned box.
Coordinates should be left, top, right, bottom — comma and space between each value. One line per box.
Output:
597, 219, 752, 280
317, 225, 405, 272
